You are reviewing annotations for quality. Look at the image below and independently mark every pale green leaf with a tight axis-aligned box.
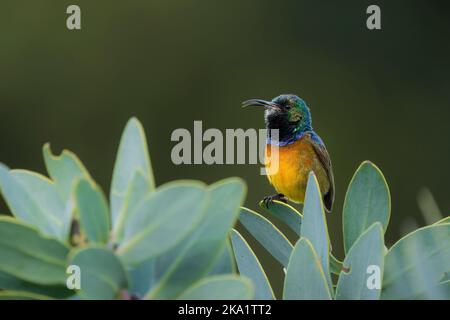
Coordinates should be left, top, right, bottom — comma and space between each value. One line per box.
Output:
147, 178, 245, 299
336, 223, 384, 300
0, 165, 65, 240
110, 118, 155, 228
177, 275, 254, 300
411, 280, 450, 300
112, 170, 151, 244
0, 290, 53, 300
230, 229, 274, 300
209, 239, 236, 276
12, 170, 72, 240
343, 161, 390, 253
117, 182, 208, 265
300, 172, 333, 293
0, 271, 73, 299
75, 179, 110, 244
402, 242, 450, 300
239, 207, 293, 268
69, 247, 127, 300
0, 217, 69, 285
125, 258, 156, 298
259, 197, 342, 275
434, 216, 450, 225
382, 223, 450, 299
283, 237, 332, 300
43, 143, 91, 203
260, 200, 302, 235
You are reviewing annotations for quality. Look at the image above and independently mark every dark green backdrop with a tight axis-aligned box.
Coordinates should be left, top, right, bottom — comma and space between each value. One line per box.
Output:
1, 1, 449, 296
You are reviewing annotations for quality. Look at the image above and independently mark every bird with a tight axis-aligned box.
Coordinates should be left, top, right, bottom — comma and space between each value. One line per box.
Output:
242, 94, 335, 213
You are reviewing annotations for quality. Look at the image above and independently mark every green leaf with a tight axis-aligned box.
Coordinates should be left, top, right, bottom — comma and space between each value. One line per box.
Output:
259, 197, 343, 275
0, 165, 66, 240
260, 200, 302, 236
0, 290, 53, 300
112, 170, 151, 244
209, 239, 236, 275
403, 252, 450, 300
0, 271, 73, 299
283, 238, 332, 300
411, 280, 450, 300
417, 187, 443, 225
147, 178, 246, 299
178, 275, 254, 300
343, 161, 390, 253
75, 179, 110, 245
125, 258, 156, 298
335, 223, 384, 300
239, 207, 293, 268
0, 217, 69, 285
11, 170, 72, 240
300, 172, 333, 293
117, 181, 208, 265
390, 233, 450, 300
69, 247, 127, 300
110, 118, 155, 229
434, 216, 450, 225
43, 143, 91, 203
230, 229, 275, 300
441, 271, 450, 282
382, 223, 450, 299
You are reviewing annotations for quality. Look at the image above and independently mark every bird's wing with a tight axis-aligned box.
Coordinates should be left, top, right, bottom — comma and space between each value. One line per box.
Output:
306, 132, 335, 213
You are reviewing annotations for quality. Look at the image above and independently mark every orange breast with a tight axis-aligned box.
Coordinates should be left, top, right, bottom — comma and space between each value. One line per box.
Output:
265, 138, 329, 203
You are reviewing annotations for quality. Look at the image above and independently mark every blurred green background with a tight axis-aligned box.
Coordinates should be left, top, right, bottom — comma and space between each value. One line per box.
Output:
1, 0, 449, 297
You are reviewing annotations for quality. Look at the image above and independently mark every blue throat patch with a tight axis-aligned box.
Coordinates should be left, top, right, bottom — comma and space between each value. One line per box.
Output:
267, 131, 305, 147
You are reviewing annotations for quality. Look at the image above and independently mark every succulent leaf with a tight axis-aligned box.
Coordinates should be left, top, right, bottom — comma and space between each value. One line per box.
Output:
110, 118, 155, 229
260, 197, 343, 275
0, 217, 69, 285
239, 207, 293, 268
0, 166, 67, 240
75, 179, 110, 245
147, 178, 245, 299
177, 275, 254, 300
43, 143, 91, 203
259, 200, 302, 235
382, 223, 450, 299
208, 239, 236, 275
112, 170, 151, 244
0, 290, 53, 300
68, 247, 127, 300
300, 172, 333, 293
117, 182, 208, 265
343, 161, 390, 253
336, 222, 384, 300
230, 229, 275, 300
283, 238, 332, 300
0, 270, 73, 299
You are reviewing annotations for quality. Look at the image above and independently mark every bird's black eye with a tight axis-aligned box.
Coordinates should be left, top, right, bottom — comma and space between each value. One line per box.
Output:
284, 104, 292, 110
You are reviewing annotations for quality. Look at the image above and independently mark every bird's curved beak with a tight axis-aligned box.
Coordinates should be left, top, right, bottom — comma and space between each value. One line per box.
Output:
241, 99, 281, 110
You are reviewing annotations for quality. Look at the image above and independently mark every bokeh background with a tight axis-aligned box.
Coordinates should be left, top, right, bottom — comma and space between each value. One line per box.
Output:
1, 0, 449, 297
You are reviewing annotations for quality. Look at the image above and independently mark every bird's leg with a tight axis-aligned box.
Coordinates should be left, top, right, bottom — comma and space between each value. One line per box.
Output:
262, 193, 288, 208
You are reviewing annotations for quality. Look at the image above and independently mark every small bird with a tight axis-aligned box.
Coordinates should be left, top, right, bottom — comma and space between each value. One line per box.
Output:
243, 94, 334, 212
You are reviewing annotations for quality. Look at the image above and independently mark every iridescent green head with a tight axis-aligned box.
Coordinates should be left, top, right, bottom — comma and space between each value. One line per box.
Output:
242, 94, 312, 142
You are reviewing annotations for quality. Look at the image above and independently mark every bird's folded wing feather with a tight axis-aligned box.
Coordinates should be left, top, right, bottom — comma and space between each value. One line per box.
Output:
306, 131, 335, 213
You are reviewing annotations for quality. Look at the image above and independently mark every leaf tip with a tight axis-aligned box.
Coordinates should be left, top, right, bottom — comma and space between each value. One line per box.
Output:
0, 162, 9, 172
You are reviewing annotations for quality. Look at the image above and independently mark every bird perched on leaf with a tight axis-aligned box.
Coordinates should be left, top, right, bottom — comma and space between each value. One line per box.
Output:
243, 94, 334, 213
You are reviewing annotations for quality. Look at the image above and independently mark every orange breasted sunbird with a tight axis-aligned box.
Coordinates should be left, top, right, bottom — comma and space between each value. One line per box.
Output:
243, 94, 335, 213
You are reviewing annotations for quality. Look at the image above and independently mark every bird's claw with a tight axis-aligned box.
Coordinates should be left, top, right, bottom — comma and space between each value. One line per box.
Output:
262, 193, 288, 208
